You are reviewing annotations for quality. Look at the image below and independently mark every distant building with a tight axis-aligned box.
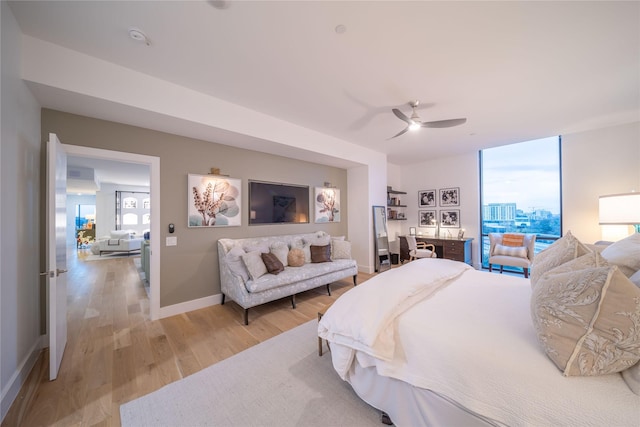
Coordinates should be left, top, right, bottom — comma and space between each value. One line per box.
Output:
483, 203, 517, 221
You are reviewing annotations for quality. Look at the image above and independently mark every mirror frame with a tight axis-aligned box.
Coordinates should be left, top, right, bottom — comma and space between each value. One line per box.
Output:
373, 205, 391, 272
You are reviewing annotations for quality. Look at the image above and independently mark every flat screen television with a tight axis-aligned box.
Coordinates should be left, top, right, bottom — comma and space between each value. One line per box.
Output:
248, 180, 310, 225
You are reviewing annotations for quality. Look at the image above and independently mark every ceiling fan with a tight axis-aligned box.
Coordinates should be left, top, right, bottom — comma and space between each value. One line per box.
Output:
389, 100, 467, 139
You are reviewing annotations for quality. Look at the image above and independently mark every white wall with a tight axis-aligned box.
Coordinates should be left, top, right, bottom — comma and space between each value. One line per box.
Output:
562, 121, 640, 243
0, 2, 44, 420
395, 121, 640, 269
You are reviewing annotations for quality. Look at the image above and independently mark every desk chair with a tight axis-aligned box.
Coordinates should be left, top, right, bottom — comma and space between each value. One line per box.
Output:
406, 235, 437, 261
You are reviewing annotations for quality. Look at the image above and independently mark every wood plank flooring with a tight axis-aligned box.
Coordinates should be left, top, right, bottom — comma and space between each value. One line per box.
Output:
2, 249, 375, 427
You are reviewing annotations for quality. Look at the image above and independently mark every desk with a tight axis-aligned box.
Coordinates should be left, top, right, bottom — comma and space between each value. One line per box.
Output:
400, 236, 473, 265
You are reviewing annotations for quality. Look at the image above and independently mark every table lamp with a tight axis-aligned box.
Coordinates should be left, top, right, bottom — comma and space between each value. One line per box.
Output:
599, 192, 640, 240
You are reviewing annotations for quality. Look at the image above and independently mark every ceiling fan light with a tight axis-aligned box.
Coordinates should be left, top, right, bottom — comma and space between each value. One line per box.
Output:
409, 122, 421, 131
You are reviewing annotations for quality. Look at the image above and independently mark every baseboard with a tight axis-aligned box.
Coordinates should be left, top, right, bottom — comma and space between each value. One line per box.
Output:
158, 293, 222, 319
1, 336, 44, 422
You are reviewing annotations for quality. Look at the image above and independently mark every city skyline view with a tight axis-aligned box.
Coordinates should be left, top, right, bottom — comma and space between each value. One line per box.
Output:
481, 136, 561, 215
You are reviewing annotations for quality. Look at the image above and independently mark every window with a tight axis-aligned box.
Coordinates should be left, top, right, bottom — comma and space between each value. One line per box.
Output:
480, 136, 562, 269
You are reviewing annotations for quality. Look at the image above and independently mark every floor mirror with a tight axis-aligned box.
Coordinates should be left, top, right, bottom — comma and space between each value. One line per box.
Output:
373, 205, 391, 272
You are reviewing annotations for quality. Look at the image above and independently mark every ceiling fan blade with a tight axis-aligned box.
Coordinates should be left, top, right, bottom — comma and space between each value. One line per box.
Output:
392, 108, 412, 124
387, 126, 410, 140
420, 118, 467, 128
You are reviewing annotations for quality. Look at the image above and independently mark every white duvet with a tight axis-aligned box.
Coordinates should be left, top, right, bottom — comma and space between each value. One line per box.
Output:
319, 259, 640, 427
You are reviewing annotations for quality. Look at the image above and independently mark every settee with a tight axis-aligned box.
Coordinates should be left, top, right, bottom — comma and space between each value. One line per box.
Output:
91, 230, 143, 256
217, 231, 358, 324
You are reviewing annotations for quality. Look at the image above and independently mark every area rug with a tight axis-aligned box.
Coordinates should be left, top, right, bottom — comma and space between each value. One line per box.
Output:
120, 320, 382, 427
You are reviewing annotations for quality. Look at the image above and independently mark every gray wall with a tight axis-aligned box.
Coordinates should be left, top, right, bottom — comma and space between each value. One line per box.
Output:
1, 1, 44, 419
41, 109, 348, 308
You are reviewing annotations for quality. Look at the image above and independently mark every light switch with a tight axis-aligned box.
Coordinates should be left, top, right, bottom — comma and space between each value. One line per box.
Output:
166, 236, 177, 246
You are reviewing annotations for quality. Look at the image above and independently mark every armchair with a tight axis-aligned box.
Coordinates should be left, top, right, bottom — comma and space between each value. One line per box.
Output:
488, 233, 536, 278
406, 235, 437, 261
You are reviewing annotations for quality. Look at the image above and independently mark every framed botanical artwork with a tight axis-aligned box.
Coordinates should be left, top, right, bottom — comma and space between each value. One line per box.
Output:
439, 187, 460, 207
419, 209, 437, 227
188, 174, 241, 227
440, 209, 460, 228
315, 187, 340, 223
418, 189, 436, 207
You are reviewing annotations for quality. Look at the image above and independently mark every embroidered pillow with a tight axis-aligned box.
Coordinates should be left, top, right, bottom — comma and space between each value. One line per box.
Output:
530, 231, 590, 288
287, 248, 305, 267
241, 251, 268, 281
494, 243, 527, 259
502, 233, 525, 247
531, 265, 640, 376
261, 252, 284, 275
331, 240, 352, 260
310, 244, 332, 263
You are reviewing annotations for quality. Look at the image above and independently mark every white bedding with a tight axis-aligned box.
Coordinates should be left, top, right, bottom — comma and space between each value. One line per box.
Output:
319, 259, 639, 426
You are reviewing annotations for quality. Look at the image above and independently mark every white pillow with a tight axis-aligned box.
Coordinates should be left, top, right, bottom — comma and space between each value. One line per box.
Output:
241, 251, 268, 281
331, 240, 352, 260
494, 244, 528, 259
270, 241, 289, 267
224, 246, 249, 282
601, 233, 640, 277
110, 230, 131, 240
622, 361, 640, 395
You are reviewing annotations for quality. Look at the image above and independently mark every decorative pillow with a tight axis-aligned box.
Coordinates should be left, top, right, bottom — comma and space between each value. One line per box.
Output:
601, 233, 640, 277
261, 252, 284, 275
531, 265, 640, 376
287, 248, 305, 267
110, 230, 131, 240
243, 243, 270, 254
224, 246, 250, 282
622, 361, 640, 395
494, 244, 527, 259
540, 251, 608, 276
292, 239, 312, 263
311, 244, 332, 263
304, 235, 331, 247
241, 251, 268, 281
530, 231, 590, 288
502, 233, 525, 247
270, 241, 289, 267
331, 240, 352, 260
630, 270, 640, 287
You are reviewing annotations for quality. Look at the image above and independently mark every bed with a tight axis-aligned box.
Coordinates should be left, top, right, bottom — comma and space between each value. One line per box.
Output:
318, 234, 640, 426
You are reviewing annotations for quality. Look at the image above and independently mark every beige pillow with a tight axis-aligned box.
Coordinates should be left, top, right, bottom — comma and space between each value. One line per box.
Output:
530, 231, 590, 287
270, 241, 289, 267
601, 233, 640, 277
531, 265, 640, 376
622, 362, 640, 395
331, 240, 352, 260
630, 270, 640, 287
241, 251, 268, 281
287, 248, 305, 267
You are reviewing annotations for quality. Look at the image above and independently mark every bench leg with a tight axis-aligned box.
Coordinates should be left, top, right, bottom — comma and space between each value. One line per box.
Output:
353, 275, 357, 286
244, 308, 249, 325
326, 284, 331, 296
221, 293, 226, 305
291, 294, 296, 309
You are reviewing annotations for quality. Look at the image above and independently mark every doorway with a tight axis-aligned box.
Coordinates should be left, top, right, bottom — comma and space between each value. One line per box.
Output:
62, 144, 161, 320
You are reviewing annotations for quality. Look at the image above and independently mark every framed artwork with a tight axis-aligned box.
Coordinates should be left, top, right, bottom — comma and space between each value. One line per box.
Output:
439, 187, 460, 207
418, 189, 436, 207
315, 187, 340, 223
419, 209, 437, 227
440, 209, 460, 228
409, 226, 416, 236
188, 174, 241, 227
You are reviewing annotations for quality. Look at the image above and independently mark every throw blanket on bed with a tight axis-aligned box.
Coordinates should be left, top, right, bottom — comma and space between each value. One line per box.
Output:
318, 258, 471, 374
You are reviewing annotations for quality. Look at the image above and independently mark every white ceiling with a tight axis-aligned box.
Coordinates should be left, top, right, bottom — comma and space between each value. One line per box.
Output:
9, 1, 640, 167
67, 156, 150, 194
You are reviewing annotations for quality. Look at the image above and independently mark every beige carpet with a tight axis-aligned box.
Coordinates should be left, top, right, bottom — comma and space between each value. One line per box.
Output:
120, 320, 383, 427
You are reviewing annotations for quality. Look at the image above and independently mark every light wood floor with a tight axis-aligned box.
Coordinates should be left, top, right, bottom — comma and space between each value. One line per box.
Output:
2, 249, 376, 427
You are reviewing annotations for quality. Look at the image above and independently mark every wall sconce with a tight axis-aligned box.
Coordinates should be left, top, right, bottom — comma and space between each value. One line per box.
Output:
599, 192, 640, 241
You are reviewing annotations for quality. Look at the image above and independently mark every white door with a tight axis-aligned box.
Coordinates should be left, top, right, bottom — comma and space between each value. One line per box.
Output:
45, 133, 68, 380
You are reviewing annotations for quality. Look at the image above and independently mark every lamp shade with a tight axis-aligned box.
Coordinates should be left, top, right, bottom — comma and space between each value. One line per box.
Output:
599, 192, 640, 225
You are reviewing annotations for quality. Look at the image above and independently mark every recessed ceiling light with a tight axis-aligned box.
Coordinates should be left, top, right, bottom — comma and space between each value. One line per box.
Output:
208, 0, 229, 9
335, 24, 347, 34
128, 28, 151, 46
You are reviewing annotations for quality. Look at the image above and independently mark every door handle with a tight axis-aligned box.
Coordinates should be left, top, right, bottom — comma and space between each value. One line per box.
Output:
40, 271, 54, 278
56, 268, 68, 276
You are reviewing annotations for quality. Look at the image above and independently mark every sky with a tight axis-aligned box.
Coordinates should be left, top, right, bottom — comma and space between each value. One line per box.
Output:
482, 136, 561, 215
